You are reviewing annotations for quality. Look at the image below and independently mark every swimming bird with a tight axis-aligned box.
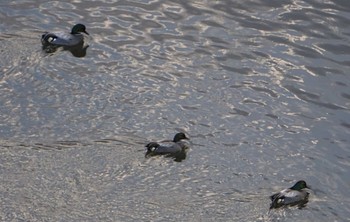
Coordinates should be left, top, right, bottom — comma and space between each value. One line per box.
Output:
145, 133, 190, 161
270, 180, 310, 209
41, 24, 89, 47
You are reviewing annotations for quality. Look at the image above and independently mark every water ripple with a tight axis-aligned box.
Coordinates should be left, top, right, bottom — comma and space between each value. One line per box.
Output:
1, 0, 350, 221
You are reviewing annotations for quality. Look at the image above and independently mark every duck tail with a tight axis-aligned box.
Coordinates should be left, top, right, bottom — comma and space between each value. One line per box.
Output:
41, 33, 58, 46
270, 193, 283, 209
145, 142, 159, 152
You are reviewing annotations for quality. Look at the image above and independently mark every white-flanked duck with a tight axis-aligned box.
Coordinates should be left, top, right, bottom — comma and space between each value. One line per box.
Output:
145, 133, 190, 162
41, 24, 89, 47
270, 180, 311, 209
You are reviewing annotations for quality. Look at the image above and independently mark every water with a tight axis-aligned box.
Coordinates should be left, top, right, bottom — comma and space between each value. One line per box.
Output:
0, 0, 349, 221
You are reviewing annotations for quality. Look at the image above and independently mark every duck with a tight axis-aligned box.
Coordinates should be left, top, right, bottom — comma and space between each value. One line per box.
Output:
145, 133, 190, 161
41, 24, 89, 47
270, 180, 311, 209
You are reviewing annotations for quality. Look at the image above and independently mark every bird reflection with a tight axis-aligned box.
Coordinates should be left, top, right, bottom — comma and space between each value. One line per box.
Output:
145, 150, 188, 162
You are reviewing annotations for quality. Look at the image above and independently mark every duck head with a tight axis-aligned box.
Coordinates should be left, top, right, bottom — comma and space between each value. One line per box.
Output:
290, 180, 310, 190
173, 133, 189, 142
71, 24, 89, 35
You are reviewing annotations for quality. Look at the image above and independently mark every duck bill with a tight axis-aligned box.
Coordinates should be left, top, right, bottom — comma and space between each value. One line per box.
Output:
83, 31, 89, 35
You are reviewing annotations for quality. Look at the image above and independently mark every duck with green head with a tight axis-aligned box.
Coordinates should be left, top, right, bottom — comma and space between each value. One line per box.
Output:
41, 24, 89, 47
145, 133, 190, 161
270, 180, 311, 209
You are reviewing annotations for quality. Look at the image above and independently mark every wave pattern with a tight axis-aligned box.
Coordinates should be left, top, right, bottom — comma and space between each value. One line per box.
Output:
0, 0, 349, 221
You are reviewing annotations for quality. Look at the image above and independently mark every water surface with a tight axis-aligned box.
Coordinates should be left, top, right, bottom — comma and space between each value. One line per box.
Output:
0, 0, 349, 221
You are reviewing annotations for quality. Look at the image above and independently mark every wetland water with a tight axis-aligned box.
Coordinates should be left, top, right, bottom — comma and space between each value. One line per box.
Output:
0, 0, 350, 221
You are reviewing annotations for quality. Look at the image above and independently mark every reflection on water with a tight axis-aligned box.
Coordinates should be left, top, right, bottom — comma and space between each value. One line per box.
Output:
0, 0, 350, 221
145, 150, 188, 162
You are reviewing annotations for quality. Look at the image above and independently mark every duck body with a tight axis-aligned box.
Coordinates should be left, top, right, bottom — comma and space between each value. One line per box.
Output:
270, 180, 310, 209
41, 24, 89, 47
42, 31, 84, 46
145, 133, 190, 161
146, 141, 187, 154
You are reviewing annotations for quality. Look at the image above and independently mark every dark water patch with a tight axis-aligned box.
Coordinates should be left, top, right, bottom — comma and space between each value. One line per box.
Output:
305, 66, 344, 77
237, 17, 282, 32
341, 93, 350, 100
340, 122, 350, 129
193, 48, 212, 56
284, 85, 347, 110
242, 99, 266, 106
318, 43, 350, 55
207, 36, 230, 46
265, 35, 290, 45
285, 73, 304, 82
265, 114, 278, 119
250, 86, 279, 98
220, 65, 252, 75
284, 85, 320, 100
293, 45, 322, 59
215, 52, 243, 61
230, 108, 250, 117
336, 82, 347, 87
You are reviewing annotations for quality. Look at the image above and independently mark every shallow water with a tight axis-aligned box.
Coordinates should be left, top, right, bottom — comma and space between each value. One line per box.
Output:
0, 0, 349, 221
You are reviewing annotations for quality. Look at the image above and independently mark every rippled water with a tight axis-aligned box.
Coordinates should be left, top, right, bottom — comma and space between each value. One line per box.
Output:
1, 0, 349, 221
